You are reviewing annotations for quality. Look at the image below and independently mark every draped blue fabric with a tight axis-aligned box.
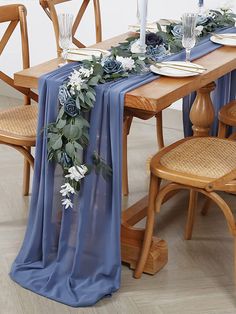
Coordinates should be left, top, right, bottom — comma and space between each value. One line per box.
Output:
10, 63, 157, 307
10, 27, 236, 307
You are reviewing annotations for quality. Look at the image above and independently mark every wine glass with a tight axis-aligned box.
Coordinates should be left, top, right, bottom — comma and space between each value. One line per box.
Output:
181, 13, 197, 63
58, 13, 73, 65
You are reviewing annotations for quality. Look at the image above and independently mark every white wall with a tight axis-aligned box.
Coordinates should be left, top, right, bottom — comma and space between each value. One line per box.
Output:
0, 0, 235, 98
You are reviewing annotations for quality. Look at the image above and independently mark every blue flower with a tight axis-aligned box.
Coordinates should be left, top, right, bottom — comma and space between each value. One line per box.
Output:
58, 85, 71, 106
145, 33, 163, 47
146, 45, 168, 61
60, 152, 73, 168
64, 98, 79, 117
102, 58, 123, 74
197, 15, 211, 26
171, 25, 183, 38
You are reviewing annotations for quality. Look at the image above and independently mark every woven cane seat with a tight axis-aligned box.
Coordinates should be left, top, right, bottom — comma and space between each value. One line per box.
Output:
160, 137, 236, 179
0, 104, 38, 143
219, 100, 236, 126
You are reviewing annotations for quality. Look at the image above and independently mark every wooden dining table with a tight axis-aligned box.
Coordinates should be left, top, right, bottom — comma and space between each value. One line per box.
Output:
14, 32, 236, 276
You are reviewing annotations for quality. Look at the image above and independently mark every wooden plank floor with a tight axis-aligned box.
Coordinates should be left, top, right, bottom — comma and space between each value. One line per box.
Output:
1, 97, 236, 313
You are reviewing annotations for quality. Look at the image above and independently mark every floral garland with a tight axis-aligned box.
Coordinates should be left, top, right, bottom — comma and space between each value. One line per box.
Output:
47, 7, 236, 209
115, 8, 236, 60
47, 55, 145, 209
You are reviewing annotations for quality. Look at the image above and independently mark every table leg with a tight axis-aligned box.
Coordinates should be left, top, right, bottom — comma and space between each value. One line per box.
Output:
189, 82, 216, 136
121, 196, 168, 275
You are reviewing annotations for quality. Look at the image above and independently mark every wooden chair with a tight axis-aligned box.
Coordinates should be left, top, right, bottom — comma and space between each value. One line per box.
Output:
134, 136, 236, 278
0, 4, 38, 195
40, 0, 165, 196
39, 0, 102, 56
218, 100, 236, 139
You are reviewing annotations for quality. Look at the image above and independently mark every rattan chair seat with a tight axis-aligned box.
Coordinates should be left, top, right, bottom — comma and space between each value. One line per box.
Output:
160, 137, 236, 179
0, 104, 38, 140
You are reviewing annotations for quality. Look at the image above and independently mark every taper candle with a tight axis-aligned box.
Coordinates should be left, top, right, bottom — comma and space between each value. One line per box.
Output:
198, 0, 204, 7
139, 0, 148, 53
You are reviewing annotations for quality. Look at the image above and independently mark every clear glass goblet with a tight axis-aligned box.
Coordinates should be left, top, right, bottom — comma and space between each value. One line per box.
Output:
58, 13, 73, 65
181, 13, 197, 62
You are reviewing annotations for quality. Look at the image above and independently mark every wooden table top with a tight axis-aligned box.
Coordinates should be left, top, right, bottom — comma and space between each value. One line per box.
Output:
14, 32, 236, 114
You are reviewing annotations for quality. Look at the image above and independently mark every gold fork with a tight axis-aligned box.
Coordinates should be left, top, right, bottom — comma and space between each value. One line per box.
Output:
155, 63, 205, 74
212, 33, 236, 40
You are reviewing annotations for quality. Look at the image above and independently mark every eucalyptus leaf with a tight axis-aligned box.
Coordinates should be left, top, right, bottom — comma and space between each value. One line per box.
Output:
63, 124, 82, 140
74, 141, 83, 150
76, 96, 81, 109
56, 119, 67, 129
65, 142, 75, 158
51, 136, 62, 150
78, 92, 85, 103
93, 63, 104, 76
57, 106, 65, 121
88, 76, 99, 86
86, 91, 96, 102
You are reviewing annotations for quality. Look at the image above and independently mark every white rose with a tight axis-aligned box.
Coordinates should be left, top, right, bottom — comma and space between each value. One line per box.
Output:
195, 25, 204, 36
116, 56, 135, 71
79, 66, 93, 78
60, 182, 75, 197
62, 198, 73, 209
68, 69, 84, 91
65, 165, 88, 182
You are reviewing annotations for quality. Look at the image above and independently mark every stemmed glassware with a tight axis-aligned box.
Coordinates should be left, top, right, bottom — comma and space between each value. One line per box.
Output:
181, 13, 197, 62
58, 13, 74, 65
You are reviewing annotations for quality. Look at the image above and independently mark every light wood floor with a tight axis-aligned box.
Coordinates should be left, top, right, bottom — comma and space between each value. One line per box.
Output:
1, 96, 236, 313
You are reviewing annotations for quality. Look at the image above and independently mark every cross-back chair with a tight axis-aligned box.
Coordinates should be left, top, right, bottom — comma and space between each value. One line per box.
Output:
39, 0, 102, 56
218, 100, 236, 140
0, 4, 38, 196
134, 136, 236, 279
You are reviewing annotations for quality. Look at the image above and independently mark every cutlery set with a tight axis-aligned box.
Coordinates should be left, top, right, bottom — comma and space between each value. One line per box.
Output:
154, 62, 206, 74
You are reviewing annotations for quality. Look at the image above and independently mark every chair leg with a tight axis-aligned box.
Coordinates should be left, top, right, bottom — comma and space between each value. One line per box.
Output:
201, 197, 211, 216
218, 121, 227, 138
134, 175, 160, 279
155, 112, 164, 149
23, 147, 31, 196
234, 237, 236, 283
185, 189, 198, 240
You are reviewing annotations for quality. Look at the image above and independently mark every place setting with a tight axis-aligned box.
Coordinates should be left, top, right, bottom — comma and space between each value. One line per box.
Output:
210, 32, 236, 46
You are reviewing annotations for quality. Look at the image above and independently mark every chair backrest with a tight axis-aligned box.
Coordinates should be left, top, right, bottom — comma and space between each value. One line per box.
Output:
39, 0, 102, 57
0, 4, 38, 103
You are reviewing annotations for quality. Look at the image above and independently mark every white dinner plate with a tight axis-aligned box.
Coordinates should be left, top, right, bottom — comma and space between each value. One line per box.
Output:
67, 48, 110, 61
150, 61, 206, 78
210, 33, 236, 47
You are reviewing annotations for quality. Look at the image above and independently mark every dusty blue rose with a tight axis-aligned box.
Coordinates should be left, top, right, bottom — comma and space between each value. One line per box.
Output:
58, 85, 71, 105
102, 58, 123, 74
146, 45, 168, 61
171, 25, 183, 38
64, 98, 79, 117
196, 15, 211, 26
145, 33, 164, 47
60, 152, 73, 168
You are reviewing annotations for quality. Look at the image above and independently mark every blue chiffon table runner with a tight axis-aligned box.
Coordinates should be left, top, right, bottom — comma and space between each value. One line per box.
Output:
10, 27, 236, 307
